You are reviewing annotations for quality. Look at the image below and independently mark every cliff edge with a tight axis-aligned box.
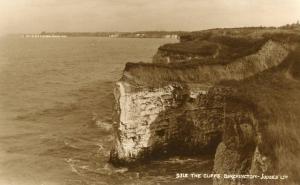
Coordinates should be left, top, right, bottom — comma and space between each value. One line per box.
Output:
110, 27, 300, 185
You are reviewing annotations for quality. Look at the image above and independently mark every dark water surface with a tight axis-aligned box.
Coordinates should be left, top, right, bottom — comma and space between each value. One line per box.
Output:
0, 36, 212, 185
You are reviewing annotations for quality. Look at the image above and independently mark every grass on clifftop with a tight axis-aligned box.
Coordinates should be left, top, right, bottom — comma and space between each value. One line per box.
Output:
159, 40, 218, 56
159, 35, 267, 61
123, 29, 300, 88
158, 28, 300, 62
220, 48, 300, 183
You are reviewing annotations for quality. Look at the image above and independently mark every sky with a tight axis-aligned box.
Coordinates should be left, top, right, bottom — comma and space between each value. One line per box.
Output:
0, 0, 300, 35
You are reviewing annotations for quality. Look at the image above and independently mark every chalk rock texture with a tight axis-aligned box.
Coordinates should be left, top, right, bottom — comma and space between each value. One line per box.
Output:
110, 82, 228, 163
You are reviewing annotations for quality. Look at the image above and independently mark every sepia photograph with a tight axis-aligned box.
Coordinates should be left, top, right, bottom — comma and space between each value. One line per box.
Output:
0, 0, 300, 184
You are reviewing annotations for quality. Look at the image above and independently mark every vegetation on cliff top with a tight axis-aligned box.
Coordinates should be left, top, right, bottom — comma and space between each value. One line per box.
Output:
159, 35, 267, 61
122, 28, 300, 88
220, 48, 300, 183
159, 27, 300, 62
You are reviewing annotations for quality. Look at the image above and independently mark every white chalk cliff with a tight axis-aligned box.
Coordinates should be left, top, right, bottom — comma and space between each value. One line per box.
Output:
109, 28, 300, 185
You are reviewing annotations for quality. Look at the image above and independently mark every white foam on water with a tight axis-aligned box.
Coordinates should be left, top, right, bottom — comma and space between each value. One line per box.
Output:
95, 120, 112, 131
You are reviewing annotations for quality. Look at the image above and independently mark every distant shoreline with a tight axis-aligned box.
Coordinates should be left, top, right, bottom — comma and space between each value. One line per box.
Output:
23, 31, 184, 39
21, 24, 300, 39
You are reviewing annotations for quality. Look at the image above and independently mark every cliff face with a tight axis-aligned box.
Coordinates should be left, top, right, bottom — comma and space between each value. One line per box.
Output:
110, 28, 300, 184
125, 41, 290, 87
110, 82, 229, 163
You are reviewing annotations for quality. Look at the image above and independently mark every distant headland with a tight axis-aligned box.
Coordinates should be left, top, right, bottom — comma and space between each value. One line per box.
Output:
23, 31, 186, 39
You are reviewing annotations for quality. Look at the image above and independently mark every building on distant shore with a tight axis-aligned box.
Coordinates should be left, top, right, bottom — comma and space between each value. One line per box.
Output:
134, 33, 145, 37
23, 34, 67, 38
108, 34, 119, 38
164, 34, 179, 39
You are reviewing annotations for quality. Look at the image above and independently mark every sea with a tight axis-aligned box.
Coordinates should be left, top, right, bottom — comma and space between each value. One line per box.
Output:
0, 36, 213, 185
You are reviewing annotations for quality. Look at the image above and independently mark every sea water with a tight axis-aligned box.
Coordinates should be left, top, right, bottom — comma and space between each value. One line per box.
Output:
0, 36, 212, 185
